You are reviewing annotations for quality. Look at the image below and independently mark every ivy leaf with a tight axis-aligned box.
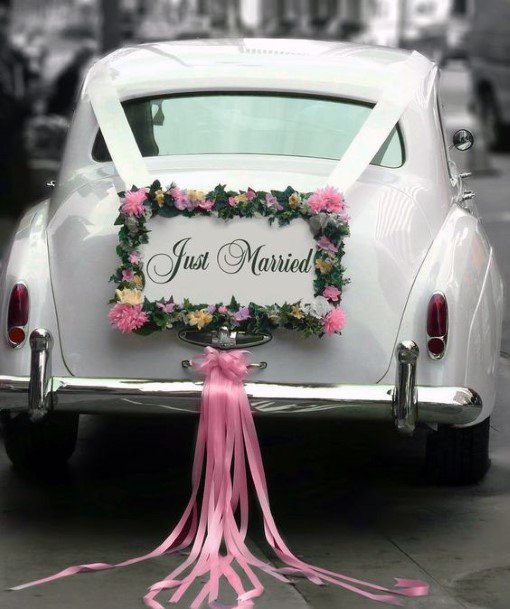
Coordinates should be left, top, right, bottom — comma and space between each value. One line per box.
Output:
133, 325, 157, 336
158, 206, 180, 218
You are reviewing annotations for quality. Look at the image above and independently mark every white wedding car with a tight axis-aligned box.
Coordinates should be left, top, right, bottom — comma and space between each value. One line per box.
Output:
0, 40, 503, 484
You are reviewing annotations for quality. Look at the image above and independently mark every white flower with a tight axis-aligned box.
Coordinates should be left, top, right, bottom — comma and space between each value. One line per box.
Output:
308, 212, 343, 235
125, 216, 139, 235
305, 296, 332, 319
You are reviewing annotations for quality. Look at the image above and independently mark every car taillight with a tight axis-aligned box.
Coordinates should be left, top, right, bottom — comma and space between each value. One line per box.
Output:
7, 283, 29, 347
427, 292, 448, 359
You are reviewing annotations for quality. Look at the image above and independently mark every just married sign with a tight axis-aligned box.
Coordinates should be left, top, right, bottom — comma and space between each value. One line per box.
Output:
142, 215, 316, 305
108, 180, 350, 338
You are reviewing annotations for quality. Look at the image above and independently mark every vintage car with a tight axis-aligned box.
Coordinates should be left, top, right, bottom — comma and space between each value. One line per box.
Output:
0, 39, 503, 485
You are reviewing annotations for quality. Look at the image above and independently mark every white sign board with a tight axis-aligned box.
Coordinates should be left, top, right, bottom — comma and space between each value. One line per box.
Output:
141, 215, 316, 305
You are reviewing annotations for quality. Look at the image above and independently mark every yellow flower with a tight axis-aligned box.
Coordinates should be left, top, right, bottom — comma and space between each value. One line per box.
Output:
291, 304, 304, 319
188, 309, 213, 330
132, 275, 144, 288
116, 288, 144, 306
187, 190, 206, 203
288, 192, 301, 208
235, 193, 248, 204
154, 189, 165, 207
315, 258, 333, 274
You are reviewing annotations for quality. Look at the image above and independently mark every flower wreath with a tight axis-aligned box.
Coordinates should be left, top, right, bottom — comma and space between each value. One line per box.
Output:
109, 180, 350, 338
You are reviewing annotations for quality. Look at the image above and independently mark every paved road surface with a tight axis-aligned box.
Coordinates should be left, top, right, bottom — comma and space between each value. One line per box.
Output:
1, 359, 509, 609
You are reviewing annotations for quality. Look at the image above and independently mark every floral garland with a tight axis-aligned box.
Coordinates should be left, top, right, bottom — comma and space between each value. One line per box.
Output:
109, 180, 350, 338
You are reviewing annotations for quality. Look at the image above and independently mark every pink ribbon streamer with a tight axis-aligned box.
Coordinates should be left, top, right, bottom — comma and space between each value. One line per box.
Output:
11, 347, 429, 608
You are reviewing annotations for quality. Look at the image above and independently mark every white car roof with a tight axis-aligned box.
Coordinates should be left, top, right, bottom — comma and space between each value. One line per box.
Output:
85, 39, 433, 105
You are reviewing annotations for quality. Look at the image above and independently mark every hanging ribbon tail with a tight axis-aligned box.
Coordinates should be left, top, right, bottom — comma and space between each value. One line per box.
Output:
10, 346, 429, 608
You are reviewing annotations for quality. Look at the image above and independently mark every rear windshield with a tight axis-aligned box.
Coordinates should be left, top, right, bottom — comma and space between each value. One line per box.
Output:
92, 92, 404, 168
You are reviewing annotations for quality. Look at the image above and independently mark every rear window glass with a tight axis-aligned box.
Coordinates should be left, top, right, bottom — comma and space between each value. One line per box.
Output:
92, 92, 404, 168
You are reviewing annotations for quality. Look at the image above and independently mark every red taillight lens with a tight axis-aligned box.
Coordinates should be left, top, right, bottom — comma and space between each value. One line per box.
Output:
8, 327, 26, 346
427, 292, 448, 358
7, 283, 29, 347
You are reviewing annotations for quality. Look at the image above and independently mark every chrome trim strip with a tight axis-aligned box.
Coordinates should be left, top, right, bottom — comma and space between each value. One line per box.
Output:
182, 360, 267, 370
0, 376, 482, 425
0, 334, 482, 427
179, 326, 272, 350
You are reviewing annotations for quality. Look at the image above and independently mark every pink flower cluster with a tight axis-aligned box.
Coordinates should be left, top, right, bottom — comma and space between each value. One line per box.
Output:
108, 303, 149, 334
307, 186, 345, 214
316, 235, 338, 253
121, 189, 147, 217
129, 251, 142, 265
322, 285, 341, 302
233, 307, 251, 322
157, 301, 176, 314
198, 199, 215, 211
170, 187, 193, 211
322, 307, 346, 335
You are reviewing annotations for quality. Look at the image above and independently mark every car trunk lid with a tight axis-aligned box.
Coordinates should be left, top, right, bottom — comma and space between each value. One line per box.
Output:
48, 157, 433, 385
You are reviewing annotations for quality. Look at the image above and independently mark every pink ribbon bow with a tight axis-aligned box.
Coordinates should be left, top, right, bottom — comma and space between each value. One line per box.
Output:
12, 347, 429, 608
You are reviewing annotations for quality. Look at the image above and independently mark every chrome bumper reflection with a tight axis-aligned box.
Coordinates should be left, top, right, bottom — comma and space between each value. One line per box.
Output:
0, 330, 483, 431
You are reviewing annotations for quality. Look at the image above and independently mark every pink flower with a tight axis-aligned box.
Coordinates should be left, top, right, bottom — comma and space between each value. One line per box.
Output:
265, 193, 283, 211
121, 189, 147, 216
246, 188, 257, 200
233, 307, 251, 322
308, 186, 345, 214
198, 199, 215, 211
122, 269, 135, 283
218, 305, 228, 314
322, 307, 346, 335
129, 251, 142, 265
156, 301, 176, 314
207, 304, 216, 314
170, 187, 193, 211
169, 186, 184, 200
316, 235, 338, 253
323, 285, 341, 302
108, 303, 149, 334
228, 196, 238, 207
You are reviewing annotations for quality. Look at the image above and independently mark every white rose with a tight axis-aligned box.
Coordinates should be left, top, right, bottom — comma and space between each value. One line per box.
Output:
125, 216, 139, 235
305, 296, 332, 319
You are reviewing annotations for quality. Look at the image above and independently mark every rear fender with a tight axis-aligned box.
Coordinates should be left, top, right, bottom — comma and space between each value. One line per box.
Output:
0, 202, 67, 378
380, 205, 503, 424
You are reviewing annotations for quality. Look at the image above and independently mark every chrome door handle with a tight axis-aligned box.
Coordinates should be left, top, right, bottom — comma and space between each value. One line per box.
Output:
461, 190, 476, 201
459, 172, 472, 179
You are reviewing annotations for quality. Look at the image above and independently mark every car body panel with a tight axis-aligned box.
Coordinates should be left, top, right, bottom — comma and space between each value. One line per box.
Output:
47, 157, 436, 384
380, 206, 504, 424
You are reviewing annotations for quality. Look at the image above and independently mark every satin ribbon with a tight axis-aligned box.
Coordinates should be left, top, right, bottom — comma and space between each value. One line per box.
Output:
87, 63, 151, 189
12, 347, 429, 608
327, 51, 434, 192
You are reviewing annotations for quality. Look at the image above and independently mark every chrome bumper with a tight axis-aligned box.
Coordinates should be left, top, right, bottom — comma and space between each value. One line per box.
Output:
0, 330, 482, 433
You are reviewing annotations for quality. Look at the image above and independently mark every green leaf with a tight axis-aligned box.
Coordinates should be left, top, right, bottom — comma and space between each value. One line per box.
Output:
158, 206, 180, 218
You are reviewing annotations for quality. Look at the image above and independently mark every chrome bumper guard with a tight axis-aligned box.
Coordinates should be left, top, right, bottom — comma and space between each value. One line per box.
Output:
0, 330, 482, 433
